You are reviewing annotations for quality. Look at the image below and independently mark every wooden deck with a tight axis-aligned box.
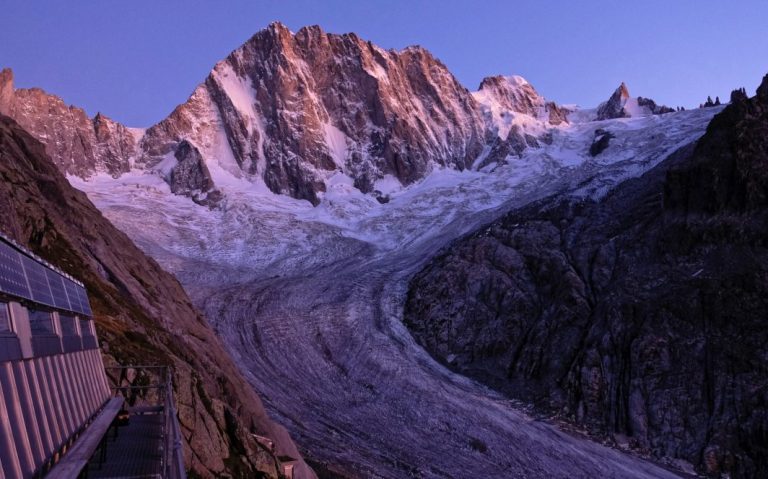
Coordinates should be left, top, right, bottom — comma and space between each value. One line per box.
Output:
46, 397, 123, 479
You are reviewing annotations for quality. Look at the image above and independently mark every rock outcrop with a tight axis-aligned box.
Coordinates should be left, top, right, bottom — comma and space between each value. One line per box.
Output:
169, 140, 221, 206
404, 76, 768, 478
596, 82, 631, 119
0, 68, 137, 176
637, 96, 675, 115
0, 115, 315, 479
589, 128, 615, 156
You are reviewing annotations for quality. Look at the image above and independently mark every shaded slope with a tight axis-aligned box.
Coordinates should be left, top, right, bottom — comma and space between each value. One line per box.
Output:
0, 115, 314, 479
404, 79, 768, 477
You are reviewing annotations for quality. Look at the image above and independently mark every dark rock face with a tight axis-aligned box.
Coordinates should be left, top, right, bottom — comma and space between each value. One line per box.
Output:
666, 75, 768, 214
405, 78, 768, 478
0, 115, 314, 479
589, 129, 615, 156
169, 140, 220, 206
0, 69, 136, 177
476, 126, 533, 170
637, 97, 675, 115
596, 82, 631, 120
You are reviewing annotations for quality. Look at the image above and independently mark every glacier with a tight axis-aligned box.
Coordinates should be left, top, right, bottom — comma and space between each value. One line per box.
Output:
70, 105, 722, 478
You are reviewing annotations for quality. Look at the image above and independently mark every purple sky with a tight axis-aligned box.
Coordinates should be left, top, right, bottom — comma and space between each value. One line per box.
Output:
1, 0, 767, 126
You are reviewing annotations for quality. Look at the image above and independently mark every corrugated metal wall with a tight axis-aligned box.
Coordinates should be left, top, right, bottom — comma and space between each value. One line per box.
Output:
0, 348, 110, 477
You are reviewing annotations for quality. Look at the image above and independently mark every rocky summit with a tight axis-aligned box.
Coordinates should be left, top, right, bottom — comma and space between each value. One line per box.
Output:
140, 23, 489, 204
596, 81, 674, 120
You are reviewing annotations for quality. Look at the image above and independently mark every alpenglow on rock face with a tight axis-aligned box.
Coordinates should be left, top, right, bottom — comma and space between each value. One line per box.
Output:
0, 68, 138, 177
139, 22, 487, 204
1, 23, 580, 206
475, 75, 570, 125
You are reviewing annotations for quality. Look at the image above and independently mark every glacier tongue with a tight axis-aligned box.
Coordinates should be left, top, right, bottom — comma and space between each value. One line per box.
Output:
71, 106, 720, 478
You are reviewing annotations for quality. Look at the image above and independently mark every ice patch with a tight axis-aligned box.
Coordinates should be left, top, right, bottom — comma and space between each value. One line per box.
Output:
213, 62, 257, 120
154, 151, 178, 180
373, 175, 402, 195
364, 60, 389, 81
323, 123, 349, 169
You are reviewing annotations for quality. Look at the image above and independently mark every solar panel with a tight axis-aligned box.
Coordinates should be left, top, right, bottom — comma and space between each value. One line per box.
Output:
0, 236, 93, 317
47, 269, 71, 311
22, 255, 55, 307
64, 279, 83, 313
75, 285, 92, 316
0, 241, 30, 299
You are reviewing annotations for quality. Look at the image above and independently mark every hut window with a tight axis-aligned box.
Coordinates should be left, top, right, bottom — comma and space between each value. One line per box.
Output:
29, 309, 54, 335
60, 314, 78, 336
80, 319, 94, 337
0, 302, 10, 333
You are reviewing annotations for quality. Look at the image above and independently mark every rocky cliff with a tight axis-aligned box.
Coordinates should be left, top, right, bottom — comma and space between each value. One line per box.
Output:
404, 77, 768, 478
0, 69, 138, 177
0, 115, 315, 479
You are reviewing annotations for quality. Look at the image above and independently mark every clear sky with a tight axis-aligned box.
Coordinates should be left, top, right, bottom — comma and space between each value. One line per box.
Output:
1, 0, 767, 126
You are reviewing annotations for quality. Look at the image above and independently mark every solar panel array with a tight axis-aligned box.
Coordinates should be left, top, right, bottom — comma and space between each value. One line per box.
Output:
0, 238, 92, 317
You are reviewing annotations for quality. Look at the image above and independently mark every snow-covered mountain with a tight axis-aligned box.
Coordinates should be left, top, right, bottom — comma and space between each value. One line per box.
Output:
139, 23, 490, 204
2, 23, 672, 208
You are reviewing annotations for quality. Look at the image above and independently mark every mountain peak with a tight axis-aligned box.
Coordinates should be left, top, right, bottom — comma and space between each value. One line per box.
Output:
138, 23, 486, 204
596, 81, 672, 120
0, 68, 13, 87
267, 20, 291, 32
474, 74, 568, 125
617, 81, 630, 98
478, 75, 531, 91
296, 24, 323, 36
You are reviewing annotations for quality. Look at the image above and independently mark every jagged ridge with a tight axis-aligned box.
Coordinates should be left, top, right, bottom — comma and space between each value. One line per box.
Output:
1, 23, 579, 205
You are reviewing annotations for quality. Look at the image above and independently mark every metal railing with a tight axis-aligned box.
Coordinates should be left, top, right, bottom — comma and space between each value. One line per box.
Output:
105, 365, 186, 478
